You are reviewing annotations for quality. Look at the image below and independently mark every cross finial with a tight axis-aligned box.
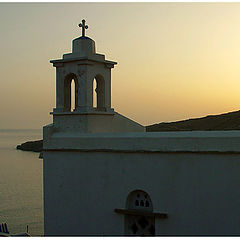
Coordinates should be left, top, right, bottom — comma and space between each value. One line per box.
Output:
78, 19, 88, 37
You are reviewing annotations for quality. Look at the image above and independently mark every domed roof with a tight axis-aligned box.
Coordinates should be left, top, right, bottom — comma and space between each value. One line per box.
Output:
72, 36, 96, 56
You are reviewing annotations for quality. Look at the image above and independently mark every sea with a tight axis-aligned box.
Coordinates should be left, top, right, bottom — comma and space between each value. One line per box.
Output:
0, 129, 43, 236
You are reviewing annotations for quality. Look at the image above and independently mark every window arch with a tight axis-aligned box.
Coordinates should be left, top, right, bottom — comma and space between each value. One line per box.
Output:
64, 73, 79, 112
125, 190, 155, 236
92, 74, 105, 110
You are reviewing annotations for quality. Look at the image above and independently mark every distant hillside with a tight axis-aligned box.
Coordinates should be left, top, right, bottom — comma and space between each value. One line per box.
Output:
146, 110, 240, 132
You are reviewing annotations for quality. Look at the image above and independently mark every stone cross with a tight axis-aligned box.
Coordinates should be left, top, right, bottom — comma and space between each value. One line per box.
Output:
78, 19, 88, 37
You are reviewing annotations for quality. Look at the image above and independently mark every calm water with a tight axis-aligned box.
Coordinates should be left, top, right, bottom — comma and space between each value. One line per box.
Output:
0, 129, 43, 236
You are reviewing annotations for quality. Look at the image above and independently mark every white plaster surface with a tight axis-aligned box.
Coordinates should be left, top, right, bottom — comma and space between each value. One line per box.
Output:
50, 111, 145, 133
44, 130, 240, 153
44, 150, 240, 236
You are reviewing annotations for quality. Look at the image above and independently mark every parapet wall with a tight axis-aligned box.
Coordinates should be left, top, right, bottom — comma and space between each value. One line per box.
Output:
43, 130, 240, 153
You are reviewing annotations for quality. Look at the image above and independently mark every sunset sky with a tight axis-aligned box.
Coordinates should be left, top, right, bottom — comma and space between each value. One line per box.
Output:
1, 2, 240, 129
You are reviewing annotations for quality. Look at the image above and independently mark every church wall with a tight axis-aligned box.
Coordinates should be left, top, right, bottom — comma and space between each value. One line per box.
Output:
43, 151, 240, 236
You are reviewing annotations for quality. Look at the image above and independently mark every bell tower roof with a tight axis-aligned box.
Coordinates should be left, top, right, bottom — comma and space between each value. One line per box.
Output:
50, 19, 116, 65
71, 36, 96, 57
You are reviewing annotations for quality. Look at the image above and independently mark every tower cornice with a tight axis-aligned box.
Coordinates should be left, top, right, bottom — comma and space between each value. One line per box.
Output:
50, 57, 117, 68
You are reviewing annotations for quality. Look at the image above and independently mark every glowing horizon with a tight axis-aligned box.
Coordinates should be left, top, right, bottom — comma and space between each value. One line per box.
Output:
1, 2, 240, 129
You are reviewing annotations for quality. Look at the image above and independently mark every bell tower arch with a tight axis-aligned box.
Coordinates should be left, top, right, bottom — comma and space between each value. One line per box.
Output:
93, 74, 106, 110
63, 73, 78, 112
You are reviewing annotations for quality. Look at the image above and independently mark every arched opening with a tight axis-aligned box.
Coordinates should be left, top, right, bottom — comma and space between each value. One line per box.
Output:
71, 80, 75, 112
93, 78, 97, 108
92, 74, 105, 110
64, 73, 78, 112
125, 190, 155, 236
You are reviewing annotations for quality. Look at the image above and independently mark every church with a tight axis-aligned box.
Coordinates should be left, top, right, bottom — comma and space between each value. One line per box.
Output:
43, 20, 240, 236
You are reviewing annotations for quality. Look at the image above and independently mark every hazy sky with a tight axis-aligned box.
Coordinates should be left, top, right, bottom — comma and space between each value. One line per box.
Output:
1, 2, 240, 129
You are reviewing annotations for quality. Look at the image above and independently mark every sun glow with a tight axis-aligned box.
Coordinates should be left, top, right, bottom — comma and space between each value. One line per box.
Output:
1, 3, 240, 128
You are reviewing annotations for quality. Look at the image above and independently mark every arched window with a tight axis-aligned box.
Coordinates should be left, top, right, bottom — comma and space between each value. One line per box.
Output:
125, 190, 155, 236
64, 73, 78, 112
92, 74, 105, 110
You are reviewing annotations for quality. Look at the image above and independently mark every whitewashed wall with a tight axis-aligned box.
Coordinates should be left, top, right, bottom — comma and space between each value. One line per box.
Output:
44, 150, 240, 236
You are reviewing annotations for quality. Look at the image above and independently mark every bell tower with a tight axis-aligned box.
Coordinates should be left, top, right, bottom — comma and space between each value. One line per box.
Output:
51, 19, 116, 115
46, 19, 144, 133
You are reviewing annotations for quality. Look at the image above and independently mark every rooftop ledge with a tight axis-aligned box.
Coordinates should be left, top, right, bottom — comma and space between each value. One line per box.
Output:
43, 130, 240, 153
50, 56, 117, 66
50, 111, 115, 116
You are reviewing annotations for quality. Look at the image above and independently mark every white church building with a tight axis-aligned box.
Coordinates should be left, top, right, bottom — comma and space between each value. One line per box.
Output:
43, 20, 240, 236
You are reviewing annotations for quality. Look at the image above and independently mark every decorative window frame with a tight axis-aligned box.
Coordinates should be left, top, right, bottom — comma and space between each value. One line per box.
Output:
114, 190, 168, 236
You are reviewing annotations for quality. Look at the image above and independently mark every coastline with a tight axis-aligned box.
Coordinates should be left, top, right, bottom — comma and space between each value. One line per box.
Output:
16, 140, 43, 158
